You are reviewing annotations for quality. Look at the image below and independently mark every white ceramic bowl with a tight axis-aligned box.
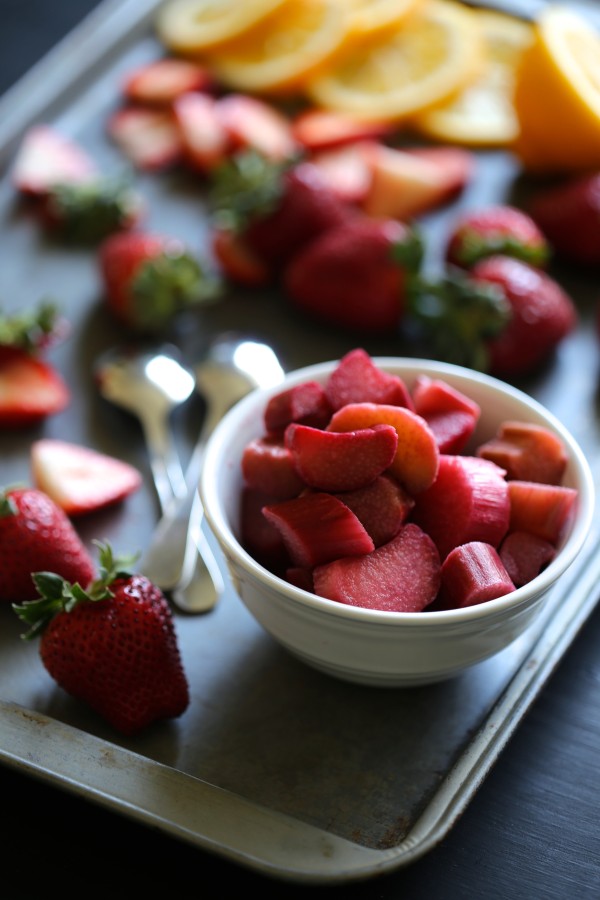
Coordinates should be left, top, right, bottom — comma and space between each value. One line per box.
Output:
199, 358, 595, 687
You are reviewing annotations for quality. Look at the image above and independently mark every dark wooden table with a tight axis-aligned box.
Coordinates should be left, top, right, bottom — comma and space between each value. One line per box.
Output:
1, 2, 600, 897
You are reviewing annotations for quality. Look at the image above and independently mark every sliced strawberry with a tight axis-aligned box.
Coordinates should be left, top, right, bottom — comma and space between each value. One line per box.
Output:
412, 375, 481, 454
476, 420, 568, 485
107, 107, 182, 170
507, 481, 577, 545
309, 142, 374, 204
211, 226, 272, 286
262, 492, 374, 568
313, 523, 441, 613
241, 436, 305, 499
216, 94, 298, 161
31, 439, 142, 516
361, 144, 474, 221
0, 346, 69, 427
285, 422, 398, 492
404, 146, 476, 201
499, 531, 556, 587
264, 381, 332, 434
12, 125, 97, 196
440, 541, 515, 609
325, 348, 413, 412
123, 58, 214, 106
291, 109, 394, 152
334, 473, 414, 547
411, 455, 510, 560
173, 92, 230, 173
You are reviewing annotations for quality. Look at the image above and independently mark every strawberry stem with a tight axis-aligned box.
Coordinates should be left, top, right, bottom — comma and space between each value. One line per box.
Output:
209, 149, 290, 233
0, 302, 64, 352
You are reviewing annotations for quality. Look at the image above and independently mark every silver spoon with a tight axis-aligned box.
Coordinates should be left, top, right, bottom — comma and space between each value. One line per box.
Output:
141, 333, 285, 613
95, 344, 195, 512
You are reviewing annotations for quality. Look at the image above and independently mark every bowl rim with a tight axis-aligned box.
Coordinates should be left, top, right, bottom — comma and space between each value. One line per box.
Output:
200, 356, 596, 626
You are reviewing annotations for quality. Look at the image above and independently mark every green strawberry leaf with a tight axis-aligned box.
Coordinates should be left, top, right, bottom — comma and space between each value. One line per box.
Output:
209, 149, 290, 233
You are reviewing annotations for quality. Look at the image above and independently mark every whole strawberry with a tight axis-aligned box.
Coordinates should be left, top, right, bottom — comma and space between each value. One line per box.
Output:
209, 150, 351, 279
283, 216, 424, 333
445, 205, 550, 269
528, 172, 600, 266
0, 487, 95, 602
13, 542, 190, 736
98, 231, 221, 332
471, 255, 577, 377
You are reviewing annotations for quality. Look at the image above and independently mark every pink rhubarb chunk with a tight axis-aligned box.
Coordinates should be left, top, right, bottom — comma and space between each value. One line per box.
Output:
285, 422, 398, 492
476, 420, 568, 485
411, 455, 510, 560
499, 531, 556, 587
334, 473, 414, 547
441, 541, 516, 608
262, 492, 375, 568
325, 348, 413, 411
507, 480, 577, 544
327, 402, 439, 494
264, 380, 332, 434
241, 436, 304, 499
313, 523, 441, 612
412, 375, 481, 454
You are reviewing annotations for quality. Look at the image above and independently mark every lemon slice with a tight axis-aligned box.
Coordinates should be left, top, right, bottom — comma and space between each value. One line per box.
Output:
512, 5, 600, 173
156, 0, 289, 53
412, 10, 534, 147
343, 0, 425, 42
207, 0, 350, 94
306, 0, 484, 123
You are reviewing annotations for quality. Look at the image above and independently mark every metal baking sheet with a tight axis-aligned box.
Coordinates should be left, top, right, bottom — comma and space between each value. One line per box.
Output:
1, 0, 600, 885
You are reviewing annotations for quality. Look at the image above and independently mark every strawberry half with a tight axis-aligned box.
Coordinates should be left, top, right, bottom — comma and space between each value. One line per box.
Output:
0, 487, 95, 602
107, 106, 183, 170
528, 172, 600, 266
13, 542, 189, 736
31, 439, 142, 516
0, 346, 69, 427
12, 125, 96, 196
122, 58, 214, 106
98, 231, 221, 332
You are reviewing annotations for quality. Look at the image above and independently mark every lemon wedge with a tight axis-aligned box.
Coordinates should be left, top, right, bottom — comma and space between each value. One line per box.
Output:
512, 5, 600, 173
207, 0, 350, 94
156, 0, 289, 54
306, 0, 484, 123
412, 10, 533, 147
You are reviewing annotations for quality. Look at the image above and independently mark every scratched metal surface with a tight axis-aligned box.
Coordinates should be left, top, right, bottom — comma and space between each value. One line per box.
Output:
1, 0, 600, 884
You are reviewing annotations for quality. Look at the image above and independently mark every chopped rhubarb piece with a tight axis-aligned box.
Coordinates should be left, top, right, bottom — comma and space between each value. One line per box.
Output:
325, 348, 413, 411
12, 125, 97, 196
241, 436, 304, 499
107, 107, 182, 170
334, 473, 414, 547
327, 402, 439, 494
291, 109, 393, 152
285, 423, 398, 492
476, 420, 568, 485
123, 58, 214, 106
499, 531, 556, 587
411, 455, 510, 559
216, 94, 298, 161
309, 143, 373, 204
285, 567, 314, 592
313, 523, 441, 612
241, 487, 289, 573
264, 381, 332, 434
507, 481, 577, 544
262, 492, 374, 568
412, 375, 480, 454
441, 542, 515, 609
174, 92, 230, 173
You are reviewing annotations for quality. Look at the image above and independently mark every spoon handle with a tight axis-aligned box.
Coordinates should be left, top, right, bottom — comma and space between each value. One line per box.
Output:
138, 411, 187, 512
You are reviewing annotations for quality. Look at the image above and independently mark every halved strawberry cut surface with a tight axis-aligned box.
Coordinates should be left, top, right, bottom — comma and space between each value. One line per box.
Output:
0, 348, 70, 427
